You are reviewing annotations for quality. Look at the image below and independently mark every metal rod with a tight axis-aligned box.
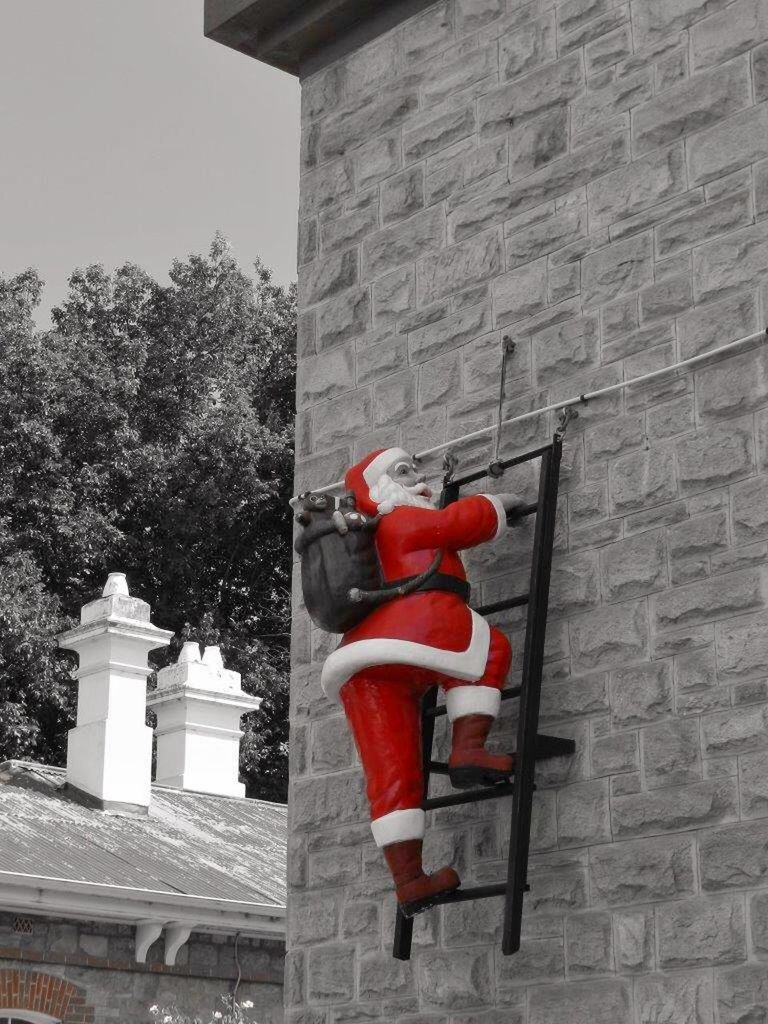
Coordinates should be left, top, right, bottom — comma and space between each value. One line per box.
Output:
423, 782, 515, 810
293, 328, 767, 501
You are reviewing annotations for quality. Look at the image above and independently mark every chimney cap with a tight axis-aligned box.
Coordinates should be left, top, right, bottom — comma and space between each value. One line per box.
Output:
103, 572, 129, 597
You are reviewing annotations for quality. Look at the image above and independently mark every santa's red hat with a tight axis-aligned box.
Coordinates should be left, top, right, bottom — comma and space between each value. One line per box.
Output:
345, 448, 410, 517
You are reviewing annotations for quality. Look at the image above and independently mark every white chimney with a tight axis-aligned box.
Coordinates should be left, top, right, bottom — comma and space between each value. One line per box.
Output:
147, 642, 261, 798
58, 573, 173, 813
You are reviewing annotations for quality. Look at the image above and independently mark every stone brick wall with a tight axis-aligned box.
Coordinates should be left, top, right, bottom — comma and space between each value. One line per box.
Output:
289, 1, 768, 1021
0, 913, 284, 1023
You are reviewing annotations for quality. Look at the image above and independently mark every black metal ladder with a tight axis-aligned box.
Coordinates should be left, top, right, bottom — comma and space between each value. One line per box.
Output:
392, 432, 575, 960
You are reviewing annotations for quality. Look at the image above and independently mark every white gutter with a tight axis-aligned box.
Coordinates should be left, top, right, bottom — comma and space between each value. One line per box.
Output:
293, 327, 768, 501
0, 869, 285, 939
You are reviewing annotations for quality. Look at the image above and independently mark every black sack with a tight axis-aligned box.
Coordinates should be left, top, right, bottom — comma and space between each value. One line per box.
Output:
294, 494, 383, 634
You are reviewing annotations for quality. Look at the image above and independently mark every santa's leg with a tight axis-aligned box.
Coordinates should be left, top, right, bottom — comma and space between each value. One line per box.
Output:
445, 626, 514, 789
340, 670, 460, 917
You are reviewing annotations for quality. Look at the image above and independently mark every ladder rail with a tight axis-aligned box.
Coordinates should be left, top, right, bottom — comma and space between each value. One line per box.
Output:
502, 436, 562, 954
392, 436, 565, 961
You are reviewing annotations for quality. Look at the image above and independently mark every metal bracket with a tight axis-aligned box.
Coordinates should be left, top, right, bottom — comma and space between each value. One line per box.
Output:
555, 406, 579, 438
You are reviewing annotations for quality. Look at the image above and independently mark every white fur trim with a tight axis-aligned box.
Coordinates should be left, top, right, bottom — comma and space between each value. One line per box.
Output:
323, 612, 491, 703
362, 448, 410, 488
445, 685, 502, 722
479, 493, 507, 540
371, 808, 425, 847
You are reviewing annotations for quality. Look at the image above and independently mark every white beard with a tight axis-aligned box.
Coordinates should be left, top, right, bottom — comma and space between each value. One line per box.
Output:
369, 473, 436, 513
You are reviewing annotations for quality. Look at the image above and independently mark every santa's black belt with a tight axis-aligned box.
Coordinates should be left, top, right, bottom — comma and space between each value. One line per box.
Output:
384, 572, 471, 604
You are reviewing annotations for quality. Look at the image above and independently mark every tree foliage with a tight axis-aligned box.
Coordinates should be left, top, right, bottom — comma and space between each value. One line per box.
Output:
0, 237, 296, 800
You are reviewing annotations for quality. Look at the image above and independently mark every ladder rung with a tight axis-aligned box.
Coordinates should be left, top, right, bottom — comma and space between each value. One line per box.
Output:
423, 782, 514, 810
475, 593, 529, 616
425, 685, 521, 719
415, 881, 531, 909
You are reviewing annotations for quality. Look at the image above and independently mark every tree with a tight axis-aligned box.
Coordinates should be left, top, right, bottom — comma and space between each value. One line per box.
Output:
0, 237, 295, 800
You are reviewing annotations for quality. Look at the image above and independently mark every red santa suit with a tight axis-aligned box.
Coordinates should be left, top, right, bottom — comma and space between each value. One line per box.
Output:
322, 448, 512, 849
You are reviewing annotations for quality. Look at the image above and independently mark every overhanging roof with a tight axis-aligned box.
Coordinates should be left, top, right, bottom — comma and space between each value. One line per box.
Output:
0, 761, 286, 937
204, 0, 440, 76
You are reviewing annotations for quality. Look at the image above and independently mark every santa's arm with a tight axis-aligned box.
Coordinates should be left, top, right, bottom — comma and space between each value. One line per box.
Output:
399, 494, 506, 552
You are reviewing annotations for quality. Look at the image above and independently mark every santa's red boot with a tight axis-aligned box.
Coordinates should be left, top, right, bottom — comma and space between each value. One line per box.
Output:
383, 839, 460, 918
448, 714, 515, 789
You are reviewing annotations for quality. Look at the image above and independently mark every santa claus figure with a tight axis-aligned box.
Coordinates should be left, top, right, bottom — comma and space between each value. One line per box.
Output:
320, 447, 524, 918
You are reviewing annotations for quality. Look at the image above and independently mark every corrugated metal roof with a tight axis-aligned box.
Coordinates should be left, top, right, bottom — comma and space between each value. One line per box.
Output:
0, 762, 286, 908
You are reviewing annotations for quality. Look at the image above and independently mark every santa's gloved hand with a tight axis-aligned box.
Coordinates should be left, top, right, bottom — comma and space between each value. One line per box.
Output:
498, 493, 529, 525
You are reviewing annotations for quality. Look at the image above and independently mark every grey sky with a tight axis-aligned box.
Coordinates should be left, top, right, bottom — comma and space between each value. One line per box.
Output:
0, 0, 300, 324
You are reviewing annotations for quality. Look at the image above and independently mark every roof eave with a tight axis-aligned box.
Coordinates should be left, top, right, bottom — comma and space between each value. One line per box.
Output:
0, 870, 285, 939
204, 0, 443, 77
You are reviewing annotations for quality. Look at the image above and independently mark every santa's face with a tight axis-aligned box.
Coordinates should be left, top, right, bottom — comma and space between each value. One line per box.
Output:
370, 456, 435, 511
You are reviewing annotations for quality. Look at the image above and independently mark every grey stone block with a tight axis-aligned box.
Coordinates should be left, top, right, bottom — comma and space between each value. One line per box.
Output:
300, 251, 359, 313
401, 0, 454, 64
717, 964, 768, 1024
571, 599, 650, 671
374, 368, 417, 425
478, 52, 584, 137
530, 314, 598, 387
381, 168, 425, 226
563, 6, 630, 54
409, 300, 490, 363
582, 233, 653, 308
609, 445, 677, 515
688, 103, 768, 188
508, 108, 569, 183
417, 948, 493, 1010
591, 732, 638, 776
319, 87, 419, 162
362, 207, 445, 282
633, 57, 750, 155
633, 0, 732, 47
564, 911, 613, 975
717, 610, 768, 679
307, 944, 356, 1002
505, 204, 586, 269
656, 189, 752, 259
289, 893, 340, 946
739, 750, 768, 817
585, 24, 633, 75
693, 0, 768, 70
354, 134, 402, 191
418, 227, 503, 304
457, 0, 504, 34
694, 220, 768, 303
496, 936, 564, 986
652, 569, 765, 632
658, 895, 746, 967
610, 660, 673, 727
313, 389, 372, 451
635, 971, 714, 1024
316, 286, 371, 351
572, 69, 654, 136
611, 778, 738, 838
676, 419, 754, 492
701, 818, 768, 890
557, 779, 611, 847
698, 347, 768, 424
614, 909, 654, 972
588, 142, 686, 232
492, 258, 548, 327
297, 343, 356, 410
703, 704, 768, 756
667, 510, 728, 560
358, 951, 414, 1001
300, 160, 355, 219
403, 104, 476, 163
500, 13, 556, 81
423, 43, 497, 107
590, 834, 696, 905
642, 718, 702, 789
528, 979, 630, 1024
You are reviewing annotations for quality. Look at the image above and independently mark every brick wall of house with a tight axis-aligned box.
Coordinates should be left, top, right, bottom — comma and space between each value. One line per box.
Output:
0, 913, 284, 1023
289, 0, 768, 1021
